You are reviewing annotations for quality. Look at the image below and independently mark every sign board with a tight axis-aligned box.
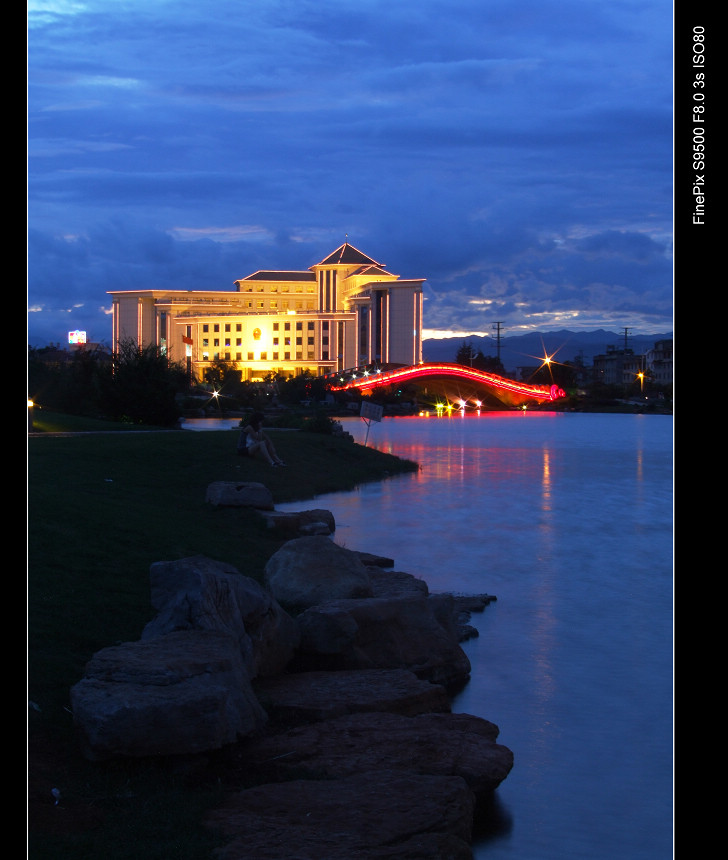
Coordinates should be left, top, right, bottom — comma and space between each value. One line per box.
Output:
360, 401, 383, 422
68, 330, 86, 344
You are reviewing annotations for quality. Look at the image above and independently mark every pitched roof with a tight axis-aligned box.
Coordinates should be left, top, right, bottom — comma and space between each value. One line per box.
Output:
238, 270, 315, 282
316, 242, 382, 267
348, 265, 394, 278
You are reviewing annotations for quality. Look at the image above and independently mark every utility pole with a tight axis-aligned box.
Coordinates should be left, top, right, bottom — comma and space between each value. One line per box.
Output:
492, 322, 504, 363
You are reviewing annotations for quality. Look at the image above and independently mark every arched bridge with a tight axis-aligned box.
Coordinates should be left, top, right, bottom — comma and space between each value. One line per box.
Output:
327, 362, 567, 408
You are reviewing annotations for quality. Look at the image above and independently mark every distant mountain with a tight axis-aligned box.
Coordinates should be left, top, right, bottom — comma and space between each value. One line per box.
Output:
422, 329, 673, 372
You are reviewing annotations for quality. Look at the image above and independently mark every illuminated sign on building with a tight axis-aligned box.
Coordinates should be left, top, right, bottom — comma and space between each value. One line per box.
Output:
68, 330, 87, 344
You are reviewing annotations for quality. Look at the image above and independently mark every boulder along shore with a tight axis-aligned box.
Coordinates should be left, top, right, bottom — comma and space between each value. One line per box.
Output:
70, 486, 513, 860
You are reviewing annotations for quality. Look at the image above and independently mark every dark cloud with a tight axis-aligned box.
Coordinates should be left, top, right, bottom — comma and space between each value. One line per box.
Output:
27, 0, 672, 347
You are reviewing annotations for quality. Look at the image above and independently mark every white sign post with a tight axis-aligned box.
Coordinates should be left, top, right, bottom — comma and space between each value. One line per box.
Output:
360, 400, 383, 446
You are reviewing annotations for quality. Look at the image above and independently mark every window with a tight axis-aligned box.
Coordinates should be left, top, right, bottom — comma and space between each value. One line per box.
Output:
225, 339, 230, 347
214, 338, 220, 347
224, 352, 230, 360
203, 324, 209, 332
202, 338, 209, 347
236, 338, 242, 346
247, 352, 254, 360
273, 352, 279, 360
296, 337, 302, 346
260, 352, 267, 360
273, 323, 279, 331
236, 352, 241, 360
257, 301, 265, 308
284, 322, 291, 330
273, 337, 279, 346
307, 337, 314, 345
225, 324, 231, 332
307, 322, 314, 330
236, 323, 242, 332
296, 322, 302, 330
214, 324, 220, 332
284, 351, 290, 360
285, 337, 291, 346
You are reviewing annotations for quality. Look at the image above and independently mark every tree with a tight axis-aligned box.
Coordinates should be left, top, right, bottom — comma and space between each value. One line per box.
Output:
528, 361, 576, 390
277, 370, 327, 405
28, 344, 111, 416
455, 341, 505, 375
96, 339, 188, 426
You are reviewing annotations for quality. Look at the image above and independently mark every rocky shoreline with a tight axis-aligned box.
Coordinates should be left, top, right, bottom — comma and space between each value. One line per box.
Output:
69, 483, 513, 859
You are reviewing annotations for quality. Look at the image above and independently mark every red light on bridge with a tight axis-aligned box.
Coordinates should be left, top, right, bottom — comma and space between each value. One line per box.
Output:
329, 362, 566, 405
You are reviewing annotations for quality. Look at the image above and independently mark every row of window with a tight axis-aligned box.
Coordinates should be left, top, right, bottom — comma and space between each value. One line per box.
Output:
201, 352, 330, 362
245, 301, 316, 310
202, 337, 321, 347
201, 321, 322, 333
240, 285, 316, 293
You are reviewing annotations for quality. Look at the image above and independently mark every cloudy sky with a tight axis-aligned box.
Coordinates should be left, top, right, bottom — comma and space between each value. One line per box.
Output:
28, 0, 673, 349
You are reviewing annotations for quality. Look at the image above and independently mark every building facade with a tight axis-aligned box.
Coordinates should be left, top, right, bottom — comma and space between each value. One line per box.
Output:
108, 243, 425, 382
592, 338, 673, 387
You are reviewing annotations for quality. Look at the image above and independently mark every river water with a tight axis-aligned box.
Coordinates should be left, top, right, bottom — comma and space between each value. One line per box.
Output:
184, 411, 674, 859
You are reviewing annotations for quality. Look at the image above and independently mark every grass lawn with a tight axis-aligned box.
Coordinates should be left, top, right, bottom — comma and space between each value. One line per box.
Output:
28, 414, 418, 859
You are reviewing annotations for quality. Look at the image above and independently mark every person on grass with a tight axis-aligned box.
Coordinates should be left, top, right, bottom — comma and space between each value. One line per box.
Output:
242, 412, 286, 466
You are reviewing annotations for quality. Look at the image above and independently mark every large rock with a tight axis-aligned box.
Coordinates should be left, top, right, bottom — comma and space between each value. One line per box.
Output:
205, 481, 274, 510
240, 711, 514, 799
292, 594, 472, 688
70, 630, 267, 760
264, 535, 374, 611
253, 668, 451, 726
258, 508, 336, 536
367, 566, 429, 598
205, 770, 475, 860
142, 555, 300, 678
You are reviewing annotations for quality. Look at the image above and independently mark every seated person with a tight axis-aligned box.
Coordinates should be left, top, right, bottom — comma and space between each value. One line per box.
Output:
242, 412, 286, 466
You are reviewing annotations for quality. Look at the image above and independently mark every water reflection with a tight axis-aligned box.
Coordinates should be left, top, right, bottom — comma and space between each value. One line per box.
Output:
278, 413, 673, 860
182, 412, 673, 859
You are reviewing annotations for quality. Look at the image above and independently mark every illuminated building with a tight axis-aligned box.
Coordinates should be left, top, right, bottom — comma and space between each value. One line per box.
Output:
108, 243, 424, 381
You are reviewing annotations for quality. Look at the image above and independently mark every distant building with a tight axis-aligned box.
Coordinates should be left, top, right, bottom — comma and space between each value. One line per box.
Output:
592, 338, 673, 387
108, 243, 425, 382
644, 339, 672, 385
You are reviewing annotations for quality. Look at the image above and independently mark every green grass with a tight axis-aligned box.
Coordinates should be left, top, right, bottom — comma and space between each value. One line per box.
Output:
28, 415, 419, 859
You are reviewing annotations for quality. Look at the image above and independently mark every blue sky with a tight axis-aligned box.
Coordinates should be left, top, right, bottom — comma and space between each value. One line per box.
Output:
28, 0, 673, 348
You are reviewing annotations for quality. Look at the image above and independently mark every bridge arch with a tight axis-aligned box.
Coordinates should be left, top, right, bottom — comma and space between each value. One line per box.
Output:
328, 362, 566, 408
